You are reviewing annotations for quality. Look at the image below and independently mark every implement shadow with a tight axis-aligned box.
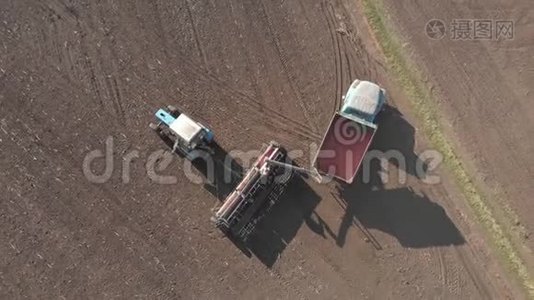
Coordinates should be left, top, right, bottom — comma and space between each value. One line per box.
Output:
334, 105, 465, 248
157, 133, 327, 267
245, 175, 328, 268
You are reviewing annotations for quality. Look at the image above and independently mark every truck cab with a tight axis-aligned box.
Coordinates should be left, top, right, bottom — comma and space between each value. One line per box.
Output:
340, 80, 386, 124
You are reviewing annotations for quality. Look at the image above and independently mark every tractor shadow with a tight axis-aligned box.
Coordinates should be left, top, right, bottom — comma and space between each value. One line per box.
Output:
190, 141, 244, 201
156, 131, 243, 201
333, 105, 465, 248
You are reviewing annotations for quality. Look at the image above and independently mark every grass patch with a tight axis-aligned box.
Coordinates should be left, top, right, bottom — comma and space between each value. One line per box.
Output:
361, 0, 534, 297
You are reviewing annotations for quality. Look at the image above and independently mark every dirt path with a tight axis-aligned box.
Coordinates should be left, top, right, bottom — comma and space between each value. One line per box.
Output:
0, 0, 519, 298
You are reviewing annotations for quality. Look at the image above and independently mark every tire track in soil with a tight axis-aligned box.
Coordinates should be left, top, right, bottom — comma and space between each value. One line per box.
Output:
266, 241, 356, 296
37, 1, 82, 84
183, 66, 318, 143
168, 52, 321, 143
106, 76, 126, 125
170, 52, 306, 130
40, 0, 79, 24
435, 246, 462, 297
184, 0, 209, 71
322, 1, 359, 116
39, 0, 128, 125
453, 245, 492, 299
95, 3, 127, 125
38, 1, 102, 112
150, 1, 169, 52
337, 0, 382, 82
257, 0, 319, 134
436, 247, 448, 287
341, 38, 354, 90
267, 268, 307, 299
43, 0, 315, 140
328, 190, 383, 250
425, 185, 494, 298
227, 0, 265, 113
321, 1, 343, 116
83, 51, 105, 109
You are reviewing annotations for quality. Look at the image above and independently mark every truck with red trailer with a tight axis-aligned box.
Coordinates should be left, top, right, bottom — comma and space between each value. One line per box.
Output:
211, 79, 386, 240
313, 80, 386, 183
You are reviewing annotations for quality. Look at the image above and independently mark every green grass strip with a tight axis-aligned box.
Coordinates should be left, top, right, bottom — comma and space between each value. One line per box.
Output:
361, 0, 534, 297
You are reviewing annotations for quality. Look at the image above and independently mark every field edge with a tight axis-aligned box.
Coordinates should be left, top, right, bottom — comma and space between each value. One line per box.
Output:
359, 0, 534, 297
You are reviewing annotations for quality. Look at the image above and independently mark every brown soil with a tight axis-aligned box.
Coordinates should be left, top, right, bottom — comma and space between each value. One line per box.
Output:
0, 0, 522, 298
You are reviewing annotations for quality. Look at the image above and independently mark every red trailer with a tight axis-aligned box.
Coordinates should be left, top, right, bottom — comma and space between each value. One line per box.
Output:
312, 80, 386, 183
313, 113, 377, 183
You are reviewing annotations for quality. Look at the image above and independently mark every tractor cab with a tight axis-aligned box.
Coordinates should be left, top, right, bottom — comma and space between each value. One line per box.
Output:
150, 106, 214, 156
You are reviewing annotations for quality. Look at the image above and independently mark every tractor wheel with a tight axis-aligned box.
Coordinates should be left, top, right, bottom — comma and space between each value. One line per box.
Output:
167, 105, 179, 116
149, 123, 159, 131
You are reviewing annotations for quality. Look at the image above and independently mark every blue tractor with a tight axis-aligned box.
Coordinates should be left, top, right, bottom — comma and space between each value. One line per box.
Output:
149, 105, 214, 158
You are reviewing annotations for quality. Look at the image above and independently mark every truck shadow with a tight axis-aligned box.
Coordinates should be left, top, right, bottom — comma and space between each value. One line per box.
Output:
333, 105, 465, 248
218, 105, 464, 266
335, 184, 465, 248
374, 105, 430, 179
